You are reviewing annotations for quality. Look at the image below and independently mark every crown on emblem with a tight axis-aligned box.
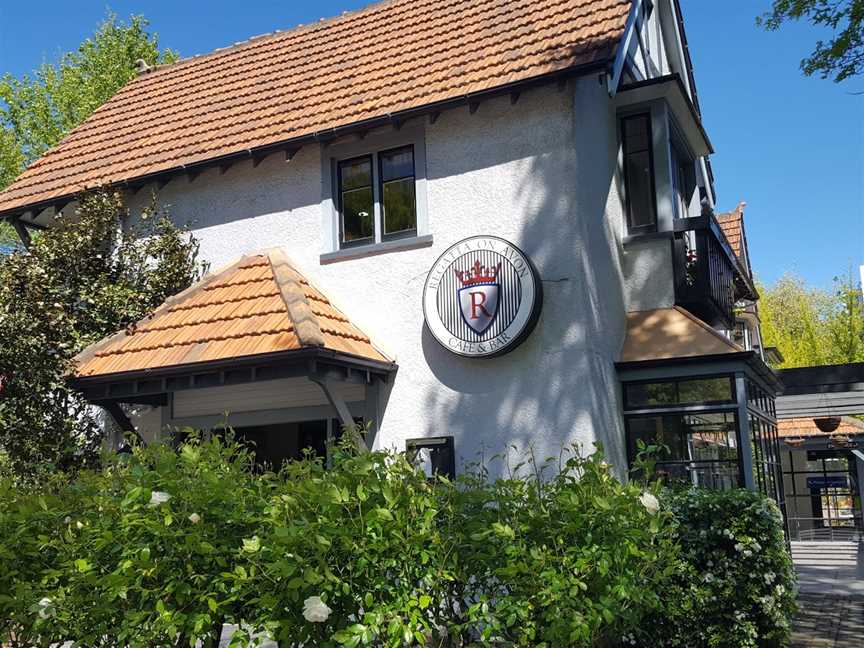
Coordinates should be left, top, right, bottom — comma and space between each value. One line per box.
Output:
455, 259, 501, 286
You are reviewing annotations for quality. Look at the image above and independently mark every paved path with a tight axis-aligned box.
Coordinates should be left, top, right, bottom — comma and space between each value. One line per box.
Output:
790, 540, 864, 647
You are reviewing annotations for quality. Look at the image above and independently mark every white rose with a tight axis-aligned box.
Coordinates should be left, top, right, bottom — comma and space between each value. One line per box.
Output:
64, 516, 71, 525
639, 492, 660, 515
148, 491, 171, 507
302, 595, 332, 623
188, 513, 201, 524
76, 521, 83, 530
37, 597, 55, 619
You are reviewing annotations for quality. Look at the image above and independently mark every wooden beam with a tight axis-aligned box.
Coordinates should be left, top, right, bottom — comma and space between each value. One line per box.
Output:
310, 376, 368, 453
468, 101, 480, 115
10, 219, 31, 248
509, 91, 520, 105
102, 401, 145, 445
286, 146, 302, 161
219, 162, 233, 175
156, 178, 170, 191
428, 111, 441, 125
252, 152, 270, 168
187, 169, 201, 183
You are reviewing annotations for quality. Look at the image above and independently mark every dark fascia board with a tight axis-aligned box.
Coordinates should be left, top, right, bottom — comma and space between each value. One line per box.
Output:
779, 362, 864, 395
0, 58, 611, 222
68, 347, 397, 392
618, 73, 713, 155
616, 350, 783, 393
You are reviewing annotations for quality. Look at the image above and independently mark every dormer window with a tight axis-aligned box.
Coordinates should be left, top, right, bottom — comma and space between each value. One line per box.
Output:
337, 145, 417, 248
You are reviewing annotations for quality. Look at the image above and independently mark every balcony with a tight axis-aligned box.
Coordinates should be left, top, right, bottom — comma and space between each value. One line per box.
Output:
672, 213, 758, 330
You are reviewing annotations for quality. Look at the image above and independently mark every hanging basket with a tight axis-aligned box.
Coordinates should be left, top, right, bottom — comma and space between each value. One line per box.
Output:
814, 416, 842, 433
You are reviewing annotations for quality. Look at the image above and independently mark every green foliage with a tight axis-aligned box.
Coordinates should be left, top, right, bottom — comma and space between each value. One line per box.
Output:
0, 433, 266, 647
758, 1, 864, 82
0, 189, 203, 477
759, 271, 864, 367
645, 488, 797, 648
0, 14, 177, 189
237, 445, 677, 647
0, 436, 795, 647
0, 13, 177, 252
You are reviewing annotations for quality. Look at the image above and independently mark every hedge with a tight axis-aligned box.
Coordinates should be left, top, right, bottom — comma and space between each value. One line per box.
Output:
0, 435, 795, 647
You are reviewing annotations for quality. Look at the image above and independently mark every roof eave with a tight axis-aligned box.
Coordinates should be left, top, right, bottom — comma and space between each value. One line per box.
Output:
0, 57, 614, 222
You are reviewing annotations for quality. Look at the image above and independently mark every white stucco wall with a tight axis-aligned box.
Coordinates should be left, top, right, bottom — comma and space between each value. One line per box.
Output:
126, 78, 641, 477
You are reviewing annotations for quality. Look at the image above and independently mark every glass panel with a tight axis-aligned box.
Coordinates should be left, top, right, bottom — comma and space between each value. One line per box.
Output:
624, 150, 654, 228
340, 156, 372, 190
623, 115, 650, 150
625, 381, 676, 407
380, 146, 414, 182
382, 178, 416, 235
622, 114, 655, 230
341, 187, 374, 242
678, 377, 733, 404
626, 412, 740, 490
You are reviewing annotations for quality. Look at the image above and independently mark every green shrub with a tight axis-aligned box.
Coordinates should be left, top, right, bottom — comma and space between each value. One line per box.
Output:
229, 446, 677, 647
0, 433, 268, 646
643, 488, 797, 648
0, 436, 795, 647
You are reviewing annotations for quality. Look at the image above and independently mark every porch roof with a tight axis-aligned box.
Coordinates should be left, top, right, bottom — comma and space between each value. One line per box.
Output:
73, 250, 392, 380
619, 306, 743, 363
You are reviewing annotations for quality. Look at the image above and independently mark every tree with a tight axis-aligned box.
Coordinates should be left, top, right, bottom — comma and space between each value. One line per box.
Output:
0, 190, 203, 478
0, 14, 178, 249
759, 271, 864, 367
758, 1, 864, 82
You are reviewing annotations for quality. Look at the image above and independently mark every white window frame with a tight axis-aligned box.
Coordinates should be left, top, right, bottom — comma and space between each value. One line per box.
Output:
320, 125, 431, 264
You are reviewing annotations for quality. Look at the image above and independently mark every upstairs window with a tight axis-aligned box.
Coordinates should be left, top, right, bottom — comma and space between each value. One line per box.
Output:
337, 145, 417, 248
338, 156, 375, 245
621, 114, 657, 233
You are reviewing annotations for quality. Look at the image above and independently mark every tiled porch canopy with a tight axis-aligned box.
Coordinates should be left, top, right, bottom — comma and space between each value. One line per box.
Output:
70, 250, 395, 442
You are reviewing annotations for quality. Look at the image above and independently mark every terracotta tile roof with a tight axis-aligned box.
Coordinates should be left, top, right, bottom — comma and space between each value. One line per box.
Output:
0, 0, 631, 216
620, 306, 743, 363
778, 416, 864, 439
74, 251, 390, 378
716, 201, 747, 260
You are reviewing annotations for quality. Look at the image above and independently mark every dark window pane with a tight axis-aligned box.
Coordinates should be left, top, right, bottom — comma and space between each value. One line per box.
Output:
383, 178, 416, 234
625, 151, 655, 228
622, 114, 656, 231
340, 157, 372, 191
623, 115, 650, 150
625, 381, 676, 407
380, 146, 414, 182
678, 377, 733, 404
341, 187, 374, 242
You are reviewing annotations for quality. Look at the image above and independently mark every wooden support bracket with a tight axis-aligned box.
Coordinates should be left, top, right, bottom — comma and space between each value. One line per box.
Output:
310, 376, 368, 454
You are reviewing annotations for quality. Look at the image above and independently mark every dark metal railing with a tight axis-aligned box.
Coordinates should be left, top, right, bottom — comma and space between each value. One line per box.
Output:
672, 214, 758, 330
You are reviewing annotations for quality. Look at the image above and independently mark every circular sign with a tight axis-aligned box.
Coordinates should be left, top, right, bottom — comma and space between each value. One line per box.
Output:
423, 236, 542, 358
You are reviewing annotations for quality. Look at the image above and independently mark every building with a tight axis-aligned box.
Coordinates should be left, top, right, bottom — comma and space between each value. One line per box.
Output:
776, 364, 864, 540
0, 0, 781, 496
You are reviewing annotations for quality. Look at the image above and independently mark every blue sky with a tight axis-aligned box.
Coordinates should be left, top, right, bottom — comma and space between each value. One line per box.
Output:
1, 1, 861, 288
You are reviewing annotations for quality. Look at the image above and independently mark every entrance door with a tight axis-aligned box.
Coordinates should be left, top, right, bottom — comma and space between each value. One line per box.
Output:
231, 420, 328, 470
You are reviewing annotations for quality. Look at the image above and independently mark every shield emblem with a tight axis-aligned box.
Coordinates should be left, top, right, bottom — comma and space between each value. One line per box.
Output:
459, 284, 500, 335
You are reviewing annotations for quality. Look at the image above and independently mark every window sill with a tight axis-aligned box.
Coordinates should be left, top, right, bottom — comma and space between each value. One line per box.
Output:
622, 230, 672, 247
320, 234, 434, 265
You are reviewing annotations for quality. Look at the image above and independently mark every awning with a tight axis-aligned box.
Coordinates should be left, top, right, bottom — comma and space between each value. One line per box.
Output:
70, 250, 395, 443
